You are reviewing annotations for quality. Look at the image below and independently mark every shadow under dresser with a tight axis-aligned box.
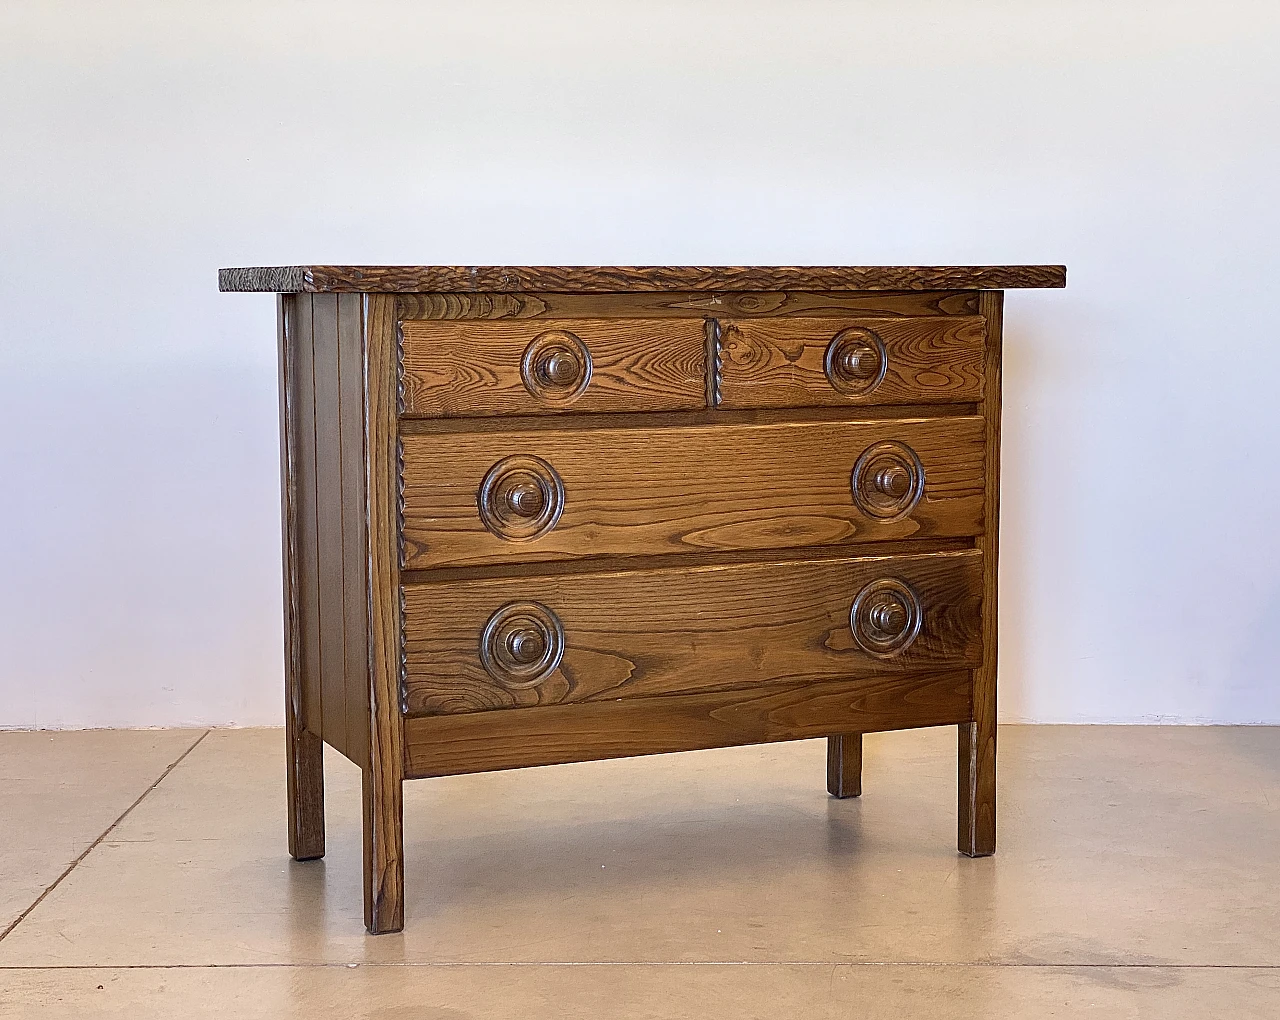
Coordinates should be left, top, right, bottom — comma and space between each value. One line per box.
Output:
218, 264, 1066, 933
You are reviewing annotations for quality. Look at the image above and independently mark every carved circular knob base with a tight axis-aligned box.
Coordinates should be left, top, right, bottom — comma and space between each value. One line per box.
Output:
478, 455, 565, 542
851, 440, 924, 521
521, 330, 592, 403
480, 601, 565, 688
850, 578, 922, 658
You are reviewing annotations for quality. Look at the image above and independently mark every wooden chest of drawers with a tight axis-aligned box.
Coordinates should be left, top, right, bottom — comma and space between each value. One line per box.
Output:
220, 264, 1066, 933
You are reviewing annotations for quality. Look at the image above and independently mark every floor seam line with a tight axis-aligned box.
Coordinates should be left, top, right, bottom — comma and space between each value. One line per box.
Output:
0, 729, 212, 945
1, 962, 1277, 971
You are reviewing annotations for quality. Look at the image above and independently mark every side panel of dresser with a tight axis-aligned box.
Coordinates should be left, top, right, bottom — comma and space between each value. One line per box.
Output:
280, 292, 405, 932
279, 293, 372, 771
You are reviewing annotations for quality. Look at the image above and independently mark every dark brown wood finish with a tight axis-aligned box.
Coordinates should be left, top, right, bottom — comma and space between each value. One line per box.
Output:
290, 295, 324, 735
363, 294, 405, 934
220, 264, 1066, 293
404, 536, 976, 584
311, 295, 351, 759
278, 295, 324, 860
402, 550, 983, 716
959, 291, 1003, 858
404, 671, 974, 779
399, 318, 705, 417
827, 734, 863, 799
395, 290, 980, 321
227, 265, 1062, 933
716, 316, 986, 409
280, 294, 373, 769
337, 295, 372, 768
400, 417, 986, 569
400, 403, 980, 436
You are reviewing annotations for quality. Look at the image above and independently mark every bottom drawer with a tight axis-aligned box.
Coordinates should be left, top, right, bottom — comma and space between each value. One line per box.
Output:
403, 670, 974, 779
402, 549, 983, 716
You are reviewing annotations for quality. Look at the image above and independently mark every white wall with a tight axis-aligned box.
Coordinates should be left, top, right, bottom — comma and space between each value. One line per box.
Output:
2, 0, 1277, 728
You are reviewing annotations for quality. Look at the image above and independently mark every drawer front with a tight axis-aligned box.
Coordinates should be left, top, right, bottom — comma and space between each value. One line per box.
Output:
402, 550, 984, 716
400, 318, 706, 417
716, 316, 985, 408
400, 417, 985, 569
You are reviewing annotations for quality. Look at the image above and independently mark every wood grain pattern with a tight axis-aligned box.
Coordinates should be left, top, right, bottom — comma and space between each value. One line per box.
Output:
400, 417, 986, 569
399, 318, 705, 418
827, 733, 862, 798
717, 316, 986, 409
282, 294, 376, 769
403, 670, 973, 778
404, 536, 975, 585
230, 261, 1061, 931
394, 290, 980, 320
399, 403, 980, 438
337, 294, 371, 768
960, 291, 1003, 858
403, 550, 983, 716
278, 295, 324, 860
290, 296, 324, 735
362, 294, 404, 935
219, 265, 1066, 294
311, 294, 351, 760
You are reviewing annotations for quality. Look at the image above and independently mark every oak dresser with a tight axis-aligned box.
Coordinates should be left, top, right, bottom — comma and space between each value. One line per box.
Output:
219, 264, 1066, 933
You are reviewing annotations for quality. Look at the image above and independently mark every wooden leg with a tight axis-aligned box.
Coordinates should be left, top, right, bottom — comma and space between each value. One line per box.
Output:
960, 289, 1000, 858
362, 767, 404, 934
286, 718, 325, 860
279, 292, 325, 863
826, 733, 863, 798
958, 719, 996, 856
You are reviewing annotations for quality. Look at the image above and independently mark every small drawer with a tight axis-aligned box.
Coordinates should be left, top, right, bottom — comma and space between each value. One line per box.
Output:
400, 416, 985, 570
715, 316, 986, 409
399, 318, 706, 417
402, 550, 984, 716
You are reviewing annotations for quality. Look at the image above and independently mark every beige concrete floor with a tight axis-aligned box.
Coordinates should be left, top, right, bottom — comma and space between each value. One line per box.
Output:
0, 726, 1277, 1017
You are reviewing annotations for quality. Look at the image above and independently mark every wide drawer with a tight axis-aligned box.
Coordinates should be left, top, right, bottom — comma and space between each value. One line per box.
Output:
402, 550, 983, 716
400, 417, 985, 569
403, 670, 974, 777
399, 318, 706, 417
716, 316, 986, 408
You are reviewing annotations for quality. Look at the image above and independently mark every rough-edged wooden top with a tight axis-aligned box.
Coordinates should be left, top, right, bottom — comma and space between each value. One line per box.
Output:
218, 265, 1066, 294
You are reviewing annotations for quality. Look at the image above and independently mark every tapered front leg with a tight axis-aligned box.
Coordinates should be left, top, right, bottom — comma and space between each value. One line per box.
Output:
826, 733, 863, 798
363, 766, 404, 934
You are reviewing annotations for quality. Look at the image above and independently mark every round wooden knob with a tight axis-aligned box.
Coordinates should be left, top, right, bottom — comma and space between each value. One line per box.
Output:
506, 627, 546, 664
505, 480, 546, 518
824, 327, 887, 395
480, 601, 564, 688
837, 343, 880, 380
874, 465, 912, 498
538, 350, 583, 387
478, 455, 565, 542
521, 330, 593, 402
851, 579, 921, 658
869, 597, 909, 635
851, 441, 924, 521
